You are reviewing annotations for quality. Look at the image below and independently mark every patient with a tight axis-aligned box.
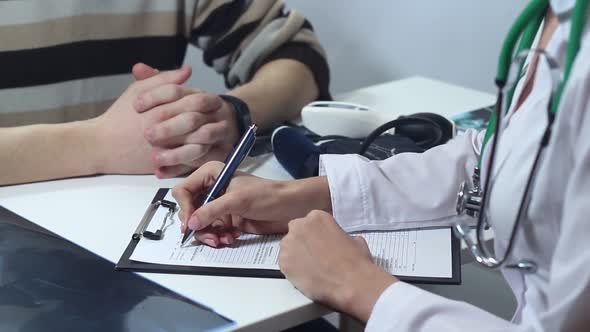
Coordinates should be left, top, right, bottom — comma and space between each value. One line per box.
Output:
0, 1, 330, 185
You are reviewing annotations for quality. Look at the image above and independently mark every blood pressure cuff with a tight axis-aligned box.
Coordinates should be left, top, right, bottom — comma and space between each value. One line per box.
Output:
269, 112, 454, 179
319, 134, 425, 159
271, 127, 426, 179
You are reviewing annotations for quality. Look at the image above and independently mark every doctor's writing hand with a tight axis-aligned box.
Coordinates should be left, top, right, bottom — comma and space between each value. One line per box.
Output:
279, 210, 398, 323
172, 161, 289, 247
172, 161, 332, 247
133, 66, 241, 178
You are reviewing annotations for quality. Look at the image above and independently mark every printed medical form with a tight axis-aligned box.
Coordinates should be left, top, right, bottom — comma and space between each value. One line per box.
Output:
130, 194, 453, 278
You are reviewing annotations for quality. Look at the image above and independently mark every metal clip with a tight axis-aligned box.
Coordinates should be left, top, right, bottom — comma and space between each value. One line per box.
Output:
132, 200, 177, 240
143, 200, 177, 240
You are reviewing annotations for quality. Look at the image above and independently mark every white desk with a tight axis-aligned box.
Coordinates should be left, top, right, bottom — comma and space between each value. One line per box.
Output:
337, 76, 495, 119
0, 76, 495, 331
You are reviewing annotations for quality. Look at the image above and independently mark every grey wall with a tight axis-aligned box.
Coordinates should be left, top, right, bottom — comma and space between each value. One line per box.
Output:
184, 1, 529, 95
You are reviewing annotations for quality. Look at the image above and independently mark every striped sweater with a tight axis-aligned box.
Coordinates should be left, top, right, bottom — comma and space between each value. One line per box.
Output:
0, 0, 330, 126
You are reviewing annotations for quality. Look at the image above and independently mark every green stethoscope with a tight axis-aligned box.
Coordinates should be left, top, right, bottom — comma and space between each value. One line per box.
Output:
454, 0, 588, 273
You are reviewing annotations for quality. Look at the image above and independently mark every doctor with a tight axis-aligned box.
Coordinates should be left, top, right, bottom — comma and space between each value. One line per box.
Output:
173, 1, 590, 330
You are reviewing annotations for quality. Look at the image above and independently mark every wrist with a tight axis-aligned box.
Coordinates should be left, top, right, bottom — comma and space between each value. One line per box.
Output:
278, 176, 332, 219
219, 99, 240, 145
87, 116, 116, 174
338, 264, 398, 322
302, 176, 332, 213
219, 94, 251, 144
61, 119, 105, 176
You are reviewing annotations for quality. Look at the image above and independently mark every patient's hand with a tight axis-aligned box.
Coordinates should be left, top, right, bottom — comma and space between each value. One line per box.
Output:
133, 64, 241, 178
92, 65, 192, 175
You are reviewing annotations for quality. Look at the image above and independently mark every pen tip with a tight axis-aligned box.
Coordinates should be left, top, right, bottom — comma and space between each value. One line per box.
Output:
180, 232, 190, 247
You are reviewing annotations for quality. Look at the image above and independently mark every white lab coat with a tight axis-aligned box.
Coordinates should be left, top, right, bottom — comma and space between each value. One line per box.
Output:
319, 15, 590, 331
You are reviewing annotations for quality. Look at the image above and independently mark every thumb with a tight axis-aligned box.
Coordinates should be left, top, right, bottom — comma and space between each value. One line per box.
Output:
188, 192, 246, 231
132, 62, 159, 80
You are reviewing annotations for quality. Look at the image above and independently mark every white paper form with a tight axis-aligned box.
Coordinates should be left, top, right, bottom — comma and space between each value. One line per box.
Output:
358, 229, 452, 278
130, 194, 453, 278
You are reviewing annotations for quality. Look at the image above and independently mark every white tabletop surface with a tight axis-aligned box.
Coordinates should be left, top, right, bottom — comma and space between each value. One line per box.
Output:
0, 76, 494, 331
337, 76, 495, 119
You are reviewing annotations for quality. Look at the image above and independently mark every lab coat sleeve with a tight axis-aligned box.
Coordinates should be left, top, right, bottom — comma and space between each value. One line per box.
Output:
366, 282, 512, 331
318, 130, 482, 232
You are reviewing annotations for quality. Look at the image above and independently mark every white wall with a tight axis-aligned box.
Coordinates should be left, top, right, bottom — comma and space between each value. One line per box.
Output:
185, 1, 529, 95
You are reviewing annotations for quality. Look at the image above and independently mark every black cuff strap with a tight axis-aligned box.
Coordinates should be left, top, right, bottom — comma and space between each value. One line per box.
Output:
219, 94, 252, 140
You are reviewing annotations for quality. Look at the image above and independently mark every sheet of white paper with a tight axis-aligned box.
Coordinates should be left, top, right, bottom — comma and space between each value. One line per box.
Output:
357, 229, 452, 278
130, 193, 452, 278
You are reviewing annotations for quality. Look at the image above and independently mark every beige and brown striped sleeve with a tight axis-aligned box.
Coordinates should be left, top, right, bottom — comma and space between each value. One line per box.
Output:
190, 0, 331, 99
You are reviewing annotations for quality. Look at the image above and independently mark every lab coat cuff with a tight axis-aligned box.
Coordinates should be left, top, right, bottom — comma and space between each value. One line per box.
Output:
366, 282, 425, 331
319, 154, 368, 231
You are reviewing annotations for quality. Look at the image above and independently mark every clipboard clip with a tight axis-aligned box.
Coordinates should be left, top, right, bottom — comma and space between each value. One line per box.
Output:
132, 200, 177, 241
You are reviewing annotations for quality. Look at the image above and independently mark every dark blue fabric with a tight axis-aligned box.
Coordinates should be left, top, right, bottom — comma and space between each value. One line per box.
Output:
272, 127, 321, 179
272, 126, 424, 179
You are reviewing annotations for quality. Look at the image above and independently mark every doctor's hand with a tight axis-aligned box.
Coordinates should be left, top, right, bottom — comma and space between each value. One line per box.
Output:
172, 161, 332, 247
279, 210, 398, 323
133, 65, 241, 178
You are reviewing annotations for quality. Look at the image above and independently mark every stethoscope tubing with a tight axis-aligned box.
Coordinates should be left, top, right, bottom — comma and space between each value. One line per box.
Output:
457, 0, 588, 273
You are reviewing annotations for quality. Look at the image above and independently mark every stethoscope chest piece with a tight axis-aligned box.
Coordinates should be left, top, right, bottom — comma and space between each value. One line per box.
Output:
456, 168, 483, 218
507, 260, 538, 273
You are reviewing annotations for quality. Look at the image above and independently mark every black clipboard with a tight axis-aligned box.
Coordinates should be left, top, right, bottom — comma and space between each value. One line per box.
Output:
116, 188, 462, 284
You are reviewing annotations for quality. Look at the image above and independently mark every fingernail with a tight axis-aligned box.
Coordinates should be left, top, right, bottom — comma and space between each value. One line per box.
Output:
203, 239, 217, 247
188, 215, 201, 230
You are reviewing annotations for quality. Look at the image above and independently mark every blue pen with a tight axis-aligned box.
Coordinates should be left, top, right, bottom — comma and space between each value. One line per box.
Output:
180, 124, 257, 247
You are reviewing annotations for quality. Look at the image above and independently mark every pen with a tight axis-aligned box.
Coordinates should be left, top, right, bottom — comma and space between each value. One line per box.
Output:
180, 124, 258, 247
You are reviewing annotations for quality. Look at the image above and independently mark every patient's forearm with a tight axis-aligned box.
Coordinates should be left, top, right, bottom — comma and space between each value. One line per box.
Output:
228, 59, 319, 131
0, 121, 101, 185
